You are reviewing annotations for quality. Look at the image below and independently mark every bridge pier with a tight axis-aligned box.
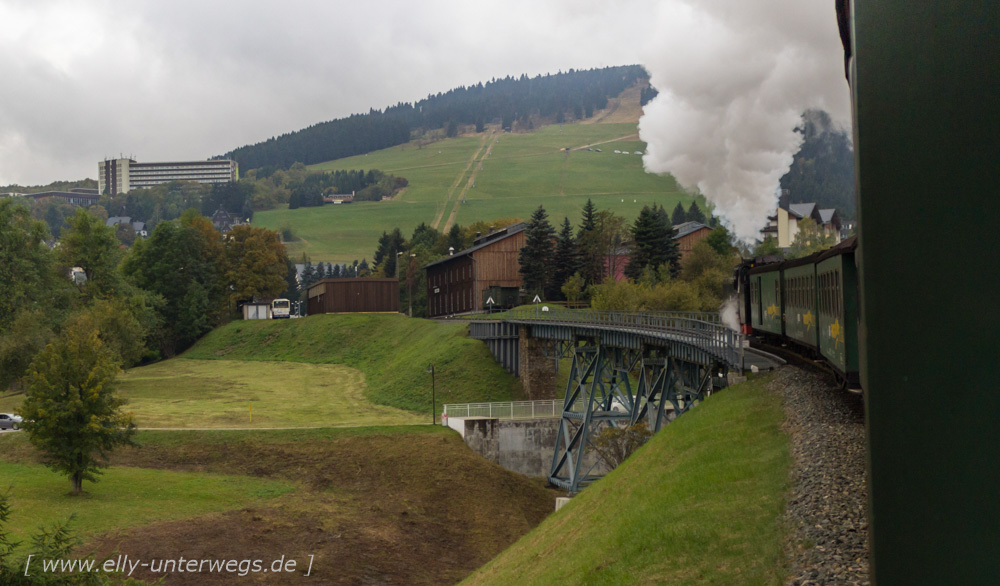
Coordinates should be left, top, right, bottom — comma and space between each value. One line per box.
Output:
518, 326, 558, 400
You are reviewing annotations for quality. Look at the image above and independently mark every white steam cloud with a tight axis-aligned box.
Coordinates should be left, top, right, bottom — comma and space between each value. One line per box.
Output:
638, 1, 850, 241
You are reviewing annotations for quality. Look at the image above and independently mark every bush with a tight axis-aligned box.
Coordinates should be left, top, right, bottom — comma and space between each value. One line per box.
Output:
591, 422, 653, 469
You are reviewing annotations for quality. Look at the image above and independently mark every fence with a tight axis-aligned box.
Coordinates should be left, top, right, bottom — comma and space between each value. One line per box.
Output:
443, 399, 586, 421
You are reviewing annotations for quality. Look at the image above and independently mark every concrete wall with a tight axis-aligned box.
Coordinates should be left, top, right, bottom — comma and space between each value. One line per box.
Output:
457, 418, 558, 477
455, 417, 610, 479
462, 418, 500, 464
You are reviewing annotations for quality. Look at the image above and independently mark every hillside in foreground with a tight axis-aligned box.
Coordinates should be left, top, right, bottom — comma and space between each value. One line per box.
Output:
0, 425, 558, 584
464, 375, 791, 585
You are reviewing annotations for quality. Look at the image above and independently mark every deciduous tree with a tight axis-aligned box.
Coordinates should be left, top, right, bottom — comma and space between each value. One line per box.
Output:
122, 211, 227, 355
19, 323, 136, 495
59, 208, 123, 297
224, 225, 289, 308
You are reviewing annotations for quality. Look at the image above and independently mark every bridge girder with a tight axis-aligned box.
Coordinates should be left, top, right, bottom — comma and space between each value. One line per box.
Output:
549, 338, 721, 494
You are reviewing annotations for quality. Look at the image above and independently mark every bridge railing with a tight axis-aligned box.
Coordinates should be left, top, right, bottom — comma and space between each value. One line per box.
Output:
468, 307, 722, 324
443, 399, 586, 420
469, 307, 743, 368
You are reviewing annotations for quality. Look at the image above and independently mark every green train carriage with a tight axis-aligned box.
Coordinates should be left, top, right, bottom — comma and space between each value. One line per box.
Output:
815, 237, 859, 388
781, 255, 821, 351
748, 264, 783, 336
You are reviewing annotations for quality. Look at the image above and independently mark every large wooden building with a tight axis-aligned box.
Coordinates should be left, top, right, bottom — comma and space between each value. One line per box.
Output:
307, 278, 398, 314
673, 221, 713, 260
425, 223, 527, 317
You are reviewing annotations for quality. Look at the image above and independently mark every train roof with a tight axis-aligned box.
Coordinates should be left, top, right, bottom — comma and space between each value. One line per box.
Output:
816, 235, 857, 262
747, 236, 857, 275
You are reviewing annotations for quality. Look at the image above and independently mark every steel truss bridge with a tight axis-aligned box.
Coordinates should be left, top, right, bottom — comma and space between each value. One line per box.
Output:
468, 307, 746, 493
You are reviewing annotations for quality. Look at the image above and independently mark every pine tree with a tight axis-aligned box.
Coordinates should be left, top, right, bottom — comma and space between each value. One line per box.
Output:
671, 202, 687, 226
578, 198, 597, 237
518, 206, 556, 299
577, 199, 603, 287
552, 217, 580, 300
687, 202, 707, 224
447, 224, 464, 253
625, 205, 680, 281
373, 232, 390, 269
302, 261, 316, 288
332, 264, 341, 278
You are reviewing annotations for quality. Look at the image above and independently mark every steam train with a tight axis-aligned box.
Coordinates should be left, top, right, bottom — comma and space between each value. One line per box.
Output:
733, 236, 860, 390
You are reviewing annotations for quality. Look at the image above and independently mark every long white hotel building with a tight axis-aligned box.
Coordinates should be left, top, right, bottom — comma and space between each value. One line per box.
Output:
98, 158, 239, 196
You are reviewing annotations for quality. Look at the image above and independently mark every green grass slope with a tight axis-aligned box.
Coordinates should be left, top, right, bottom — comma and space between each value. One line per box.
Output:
116, 360, 425, 428
182, 313, 523, 414
464, 375, 791, 585
0, 461, 292, 551
254, 122, 700, 263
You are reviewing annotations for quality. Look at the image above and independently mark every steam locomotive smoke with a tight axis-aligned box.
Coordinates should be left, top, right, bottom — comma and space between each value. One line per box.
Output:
638, 1, 850, 241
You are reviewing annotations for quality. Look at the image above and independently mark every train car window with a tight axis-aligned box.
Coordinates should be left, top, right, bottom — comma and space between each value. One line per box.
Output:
820, 273, 828, 315
834, 271, 844, 317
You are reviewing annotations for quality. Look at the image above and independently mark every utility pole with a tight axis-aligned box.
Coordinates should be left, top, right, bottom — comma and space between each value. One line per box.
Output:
426, 364, 436, 425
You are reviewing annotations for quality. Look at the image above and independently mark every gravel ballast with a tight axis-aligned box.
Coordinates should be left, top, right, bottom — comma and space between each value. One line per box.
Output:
770, 367, 870, 585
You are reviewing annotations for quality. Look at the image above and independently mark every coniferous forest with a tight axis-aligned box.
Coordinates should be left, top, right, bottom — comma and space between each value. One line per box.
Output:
226, 65, 647, 170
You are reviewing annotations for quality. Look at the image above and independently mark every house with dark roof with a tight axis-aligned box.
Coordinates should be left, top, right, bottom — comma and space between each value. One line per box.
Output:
211, 207, 244, 235
424, 223, 527, 317
106, 216, 148, 238
762, 200, 841, 247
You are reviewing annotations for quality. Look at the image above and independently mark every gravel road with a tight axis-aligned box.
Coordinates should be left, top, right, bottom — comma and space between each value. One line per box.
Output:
771, 367, 870, 585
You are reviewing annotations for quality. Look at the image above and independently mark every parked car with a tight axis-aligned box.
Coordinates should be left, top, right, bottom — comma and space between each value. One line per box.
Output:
0, 413, 22, 430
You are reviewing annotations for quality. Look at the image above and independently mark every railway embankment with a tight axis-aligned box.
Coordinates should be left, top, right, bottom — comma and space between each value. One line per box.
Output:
774, 367, 869, 585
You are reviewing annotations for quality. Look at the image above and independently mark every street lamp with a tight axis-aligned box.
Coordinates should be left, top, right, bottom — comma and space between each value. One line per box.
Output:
408, 253, 416, 317
426, 363, 436, 425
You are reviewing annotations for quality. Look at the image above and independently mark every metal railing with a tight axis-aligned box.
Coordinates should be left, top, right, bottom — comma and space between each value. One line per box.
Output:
469, 307, 742, 368
443, 399, 586, 420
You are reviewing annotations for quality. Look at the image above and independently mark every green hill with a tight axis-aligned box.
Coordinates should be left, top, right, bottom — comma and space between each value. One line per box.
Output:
181, 313, 523, 414
464, 375, 791, 585
253, 121, 699, 264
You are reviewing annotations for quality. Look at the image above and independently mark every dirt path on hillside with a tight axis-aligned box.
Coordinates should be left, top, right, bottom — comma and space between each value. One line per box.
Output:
441, 131, 500, 231
583, 83, 644, 125
571, 133, 640, 151
431, 133, 492, 230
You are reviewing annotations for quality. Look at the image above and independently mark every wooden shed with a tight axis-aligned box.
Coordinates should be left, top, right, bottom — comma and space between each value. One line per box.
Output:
425, 223, 527, 317
307, 278, 399, 314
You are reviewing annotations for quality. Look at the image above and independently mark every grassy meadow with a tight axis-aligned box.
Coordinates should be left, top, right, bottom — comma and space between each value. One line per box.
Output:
254, 121, 699, 264
0, 459, 293, 551
115, 359, 425, 428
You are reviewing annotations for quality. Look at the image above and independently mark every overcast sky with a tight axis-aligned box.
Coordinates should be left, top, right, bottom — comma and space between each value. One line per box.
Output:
0, 0, 847, 192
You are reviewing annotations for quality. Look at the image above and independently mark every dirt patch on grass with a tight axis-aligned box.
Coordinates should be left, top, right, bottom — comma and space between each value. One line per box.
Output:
78, 431, 558, 584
